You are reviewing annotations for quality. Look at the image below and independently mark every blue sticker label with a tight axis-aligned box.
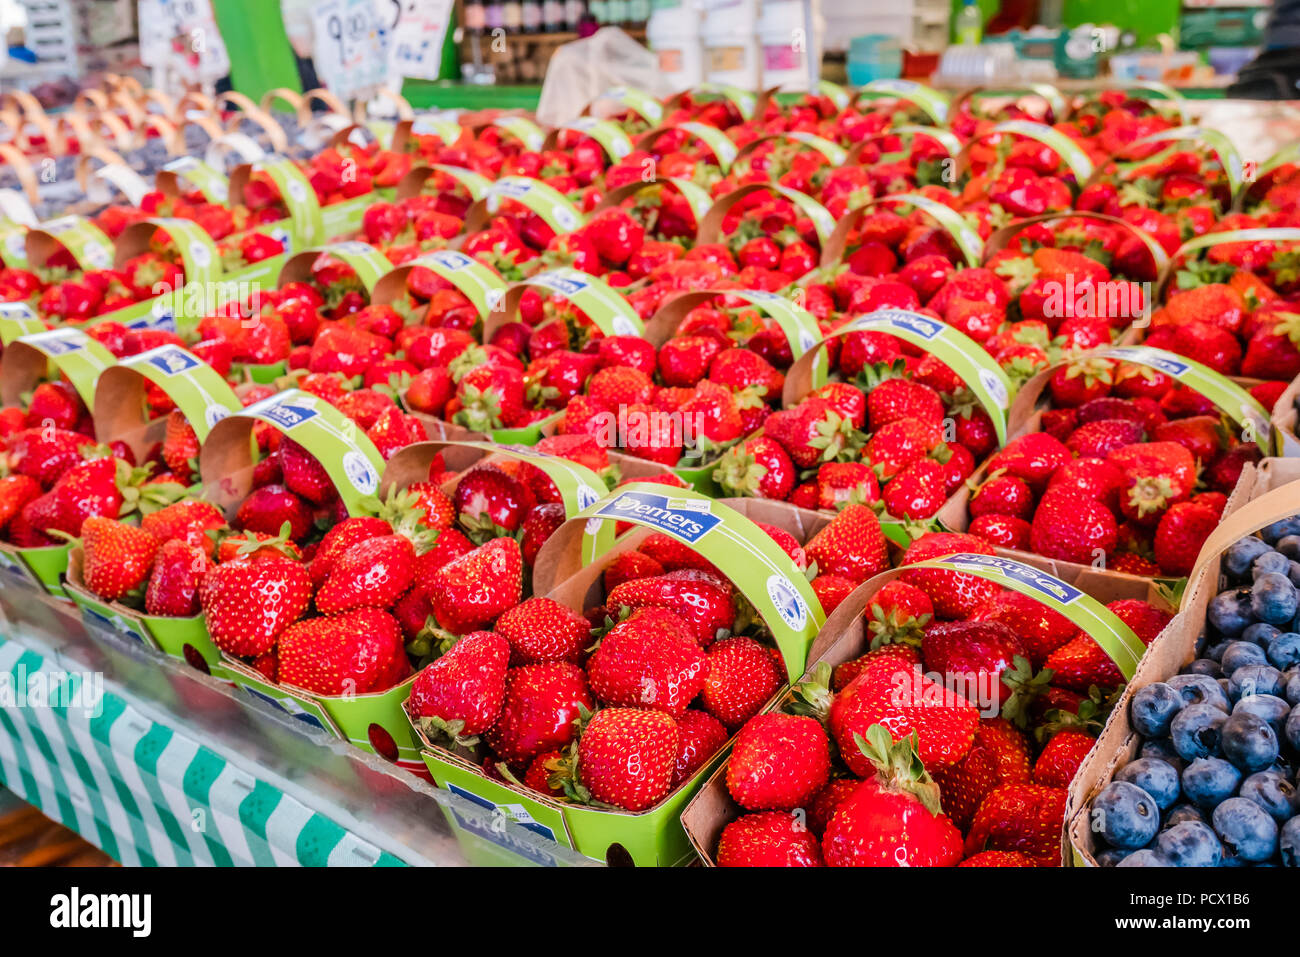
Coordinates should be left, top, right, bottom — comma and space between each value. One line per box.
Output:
532, 272, 589, 296
141, 345, 201, 376
242, 686, 329, 732
861, 309, 944, 340
22, 328, 86, 355
245, 397, 319, 430
446, 782, 561, 866
594, 491, 721, 543
79, 604, 149, 646
934, 552, 1085, 604
1105, 346, 1190, 377
0, 302, 36, 321
428, 250, 474, 271
125, 309, 176, 332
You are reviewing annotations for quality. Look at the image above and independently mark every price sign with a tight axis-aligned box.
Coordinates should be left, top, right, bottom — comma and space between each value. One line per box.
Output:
138, 0, 231, 81
387, 0, 454, 82
312, 0, 389, 100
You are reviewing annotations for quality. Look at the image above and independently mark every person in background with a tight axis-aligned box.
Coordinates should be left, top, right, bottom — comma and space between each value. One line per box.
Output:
1228, 0, 1300, 98
278, 0, 324, 94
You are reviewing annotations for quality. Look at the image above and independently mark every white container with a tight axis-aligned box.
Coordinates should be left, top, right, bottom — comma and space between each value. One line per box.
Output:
701, 0, 760, 91
757, 0, 823, 92
647, 3, 705, 93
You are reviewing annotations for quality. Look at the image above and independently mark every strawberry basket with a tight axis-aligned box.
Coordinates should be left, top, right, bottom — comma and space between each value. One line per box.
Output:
404, 484, 828, 866
681, 553, 1174, 866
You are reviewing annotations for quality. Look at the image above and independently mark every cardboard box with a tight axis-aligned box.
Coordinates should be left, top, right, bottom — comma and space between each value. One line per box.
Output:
1271, 372, 1300, 457
681, 553, 1175, 865
1065, 457, 1300, 865
410, 486, 830, 866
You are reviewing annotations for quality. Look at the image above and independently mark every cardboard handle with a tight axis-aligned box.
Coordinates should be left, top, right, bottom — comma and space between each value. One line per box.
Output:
1156, 228, 1300, 302
0, 327, 116, 410
395, 163, 491, 202
1186, 466, 1300, 595
733, 131, 849, 167
953, 119, 1095, 185
949, 83, 1068, 124
277, 241, 393, 294
486, 268, 644, 343
581, 86, 665, 125
533, 482, 825, 679
822, 192, 984, 269
357, 87, 414, 122
696, 182, 836, 249
259, 87, 310, 126
542, 118, 635, 162
0, 144, 39, 205
25, 215, 115, 272
634, 121, 739, 172
846, 125, 963, 164
369, 248, 505, 321
853, 79, 953, 125
983, 210, 1170, 276
462, 176, 585, 237
783, 307, 1014, 446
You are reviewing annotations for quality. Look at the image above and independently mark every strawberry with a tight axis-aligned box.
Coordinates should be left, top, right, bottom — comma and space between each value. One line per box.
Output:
408, 631, 510, 741
1029, 491, 1118, 565
963, 782, 1067, 866
1040, 601, 1169, 694
161, 411, 200, 482
968, 591, 1076, 668
763, 398, 858, 468
921, 620, 1027, 711
568, 708, 678, 812
882, 458, 949, 520
1109, 441, 1197, 522
814, 461, 880, 509
307, 516, 392, 587
716, 811, 824, 867
701, 636, 785, 728
658, 336, 723, 387
726, 713, 831, 811
1065, 418, 1145, 458
968, 514, 1032, 549
865, 417, 941, 482
931, 718, 1032, 831
587, 607, 705, 718
523, 751, 566, 797
806, 778, 861, 838
452, 465, 532, 538
200, 557, 312, 657
279, 437, 337, 506
485, 662, 594, 766
144, 539, 211, 617
25, 381, 83, 431
986, 433, 1071, 491
866, 377, 945, 431
969, 473, 1033, 519
821, 727, 964, 867
0, 474, 42, 533
900, 532, 1001, 619
1031, 728, 1095, 789
862, 581, 934, 648
315, 534, 416, 614
672, 709, 729, 786
278, 608, 408, 696
1151, 416, 1224, 465
81, 517, 160, 602
140, 500, 225, 550
810, 574, 857, 616
636, 533, 719, 574
236, 484, 313, 541
421, 534, 524, 634
495, 597, 590, 666
606, 573, 735, 647
803, 504, 890, 585
959, 850, 1035, 866
713, 436, 796, 500
1153, 501, 1218, 576
1044, 458, 1124, 511
516, 503, 564, 567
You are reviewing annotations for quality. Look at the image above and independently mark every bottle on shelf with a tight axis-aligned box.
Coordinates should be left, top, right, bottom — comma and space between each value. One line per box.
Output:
485, 0, 505, 33
464, 0, 487, 35
522, 0, 543, 32
543, 0, 566, 31
956, 0, 983, 45
503, 0, 524, 32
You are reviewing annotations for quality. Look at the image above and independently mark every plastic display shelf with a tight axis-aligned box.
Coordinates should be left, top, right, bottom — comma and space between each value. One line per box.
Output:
0, 581, 595, 868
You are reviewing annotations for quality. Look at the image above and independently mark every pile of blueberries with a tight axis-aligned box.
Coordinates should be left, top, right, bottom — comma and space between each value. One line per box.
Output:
1089, 517, 1300, 867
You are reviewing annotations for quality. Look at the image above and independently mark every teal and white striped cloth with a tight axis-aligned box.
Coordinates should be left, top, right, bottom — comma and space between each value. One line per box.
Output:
0, 636, 406, 867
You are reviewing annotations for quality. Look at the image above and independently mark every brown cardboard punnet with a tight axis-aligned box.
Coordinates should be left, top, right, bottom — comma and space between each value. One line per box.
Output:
1271, 371, 1300, 457
681, 559, 1178, 866
1065, 457, 1300, 865
981, 211, 1170, 278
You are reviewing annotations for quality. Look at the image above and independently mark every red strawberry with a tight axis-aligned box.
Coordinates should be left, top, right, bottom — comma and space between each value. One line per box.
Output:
763, 398, 857, 469
279, 437, 337, 506
1032, 728, 1095, 789
867, 378, 945, 431
1029, 491, 1118, 565
316, 534, 416, 614
427, 537, 523, 634
959, 850, 1035, 866
162, 411, 200, 481
701, 636, 785, 728
485, 662, 594, 765
236, 484, 313, 541
804, 504, 890, 585
1153, 501, 1218, 576
452, 465, 532, 537
821, 728, 964, 867
278, 608, 407, 696
81, 517, 160, 602
931, 718, 1032, 831
0, 474, 42, 533
969, 590, 1077, 668
970, 473, 1033, 520
810, 574, 857, 616
921, 620, 1028, 711
672, 709, 729, 786
636, 533, 719, 574
900, 532, 1001, 620
717, 811, 824, 867
713, 436, 796, 500
969, 513, 1031, 551
144, 539, 211, 617
726, 713, 831, 811
606, 573, 735, 647
865, 417, 941, 482
308, 516, 392, 587
1065, 418, 1145, 458
495, 597, 591, 666
200, 557, 312, 657
408, 631, 510, 740
601, 550, 666, 592
987, 433, 1071, 491
587, 607, 705, 718
573, 708, 678, 812
882, 458, 949, 520
963, 783, 1067, 866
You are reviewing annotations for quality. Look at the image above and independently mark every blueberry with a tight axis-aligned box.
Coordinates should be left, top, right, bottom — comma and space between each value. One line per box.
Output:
1094, 847, 1129, 867
1241, 622, 1281, 648
1139, 738, 1184, 771
1280, 816, 1300, 867
1285, 707, 1300, 753
1092, 781, 1162, 849
1167, 674, 1232, 713
1225, 537, 1272, 577
1212, 797, 1279, 862
1262, 518, 1300, 544
1117, 758, 1181, 809
1204, 640, 1232, 663
1286, 670, 1300, 707
1221, 711, 1280, 772
1290, 562, 1300, 589
1155, 820, 1223, 867
1117, 848, 1169, 866
1220, 678, 1234, 701
1238, 771, 1300, 822
1209, 587, 1256, 637
1171, 704, 1229, 760
1229, 664, 1286, 700
1163, 803, 1206, 828
1267, 632, 1300, 670
1183, 659, 1222, 678
1232, 693, 1291, 735
1251, 572, 1298, 625
1221, 641, 1269, 675
1130, 683, 1184, 737
1182, 757, 1242, 808
1254, 550, 1292, 578
1279, 535, 1300, 561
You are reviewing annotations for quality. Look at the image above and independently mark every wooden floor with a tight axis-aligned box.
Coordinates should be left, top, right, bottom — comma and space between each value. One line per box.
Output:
0, 801, 118, 867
